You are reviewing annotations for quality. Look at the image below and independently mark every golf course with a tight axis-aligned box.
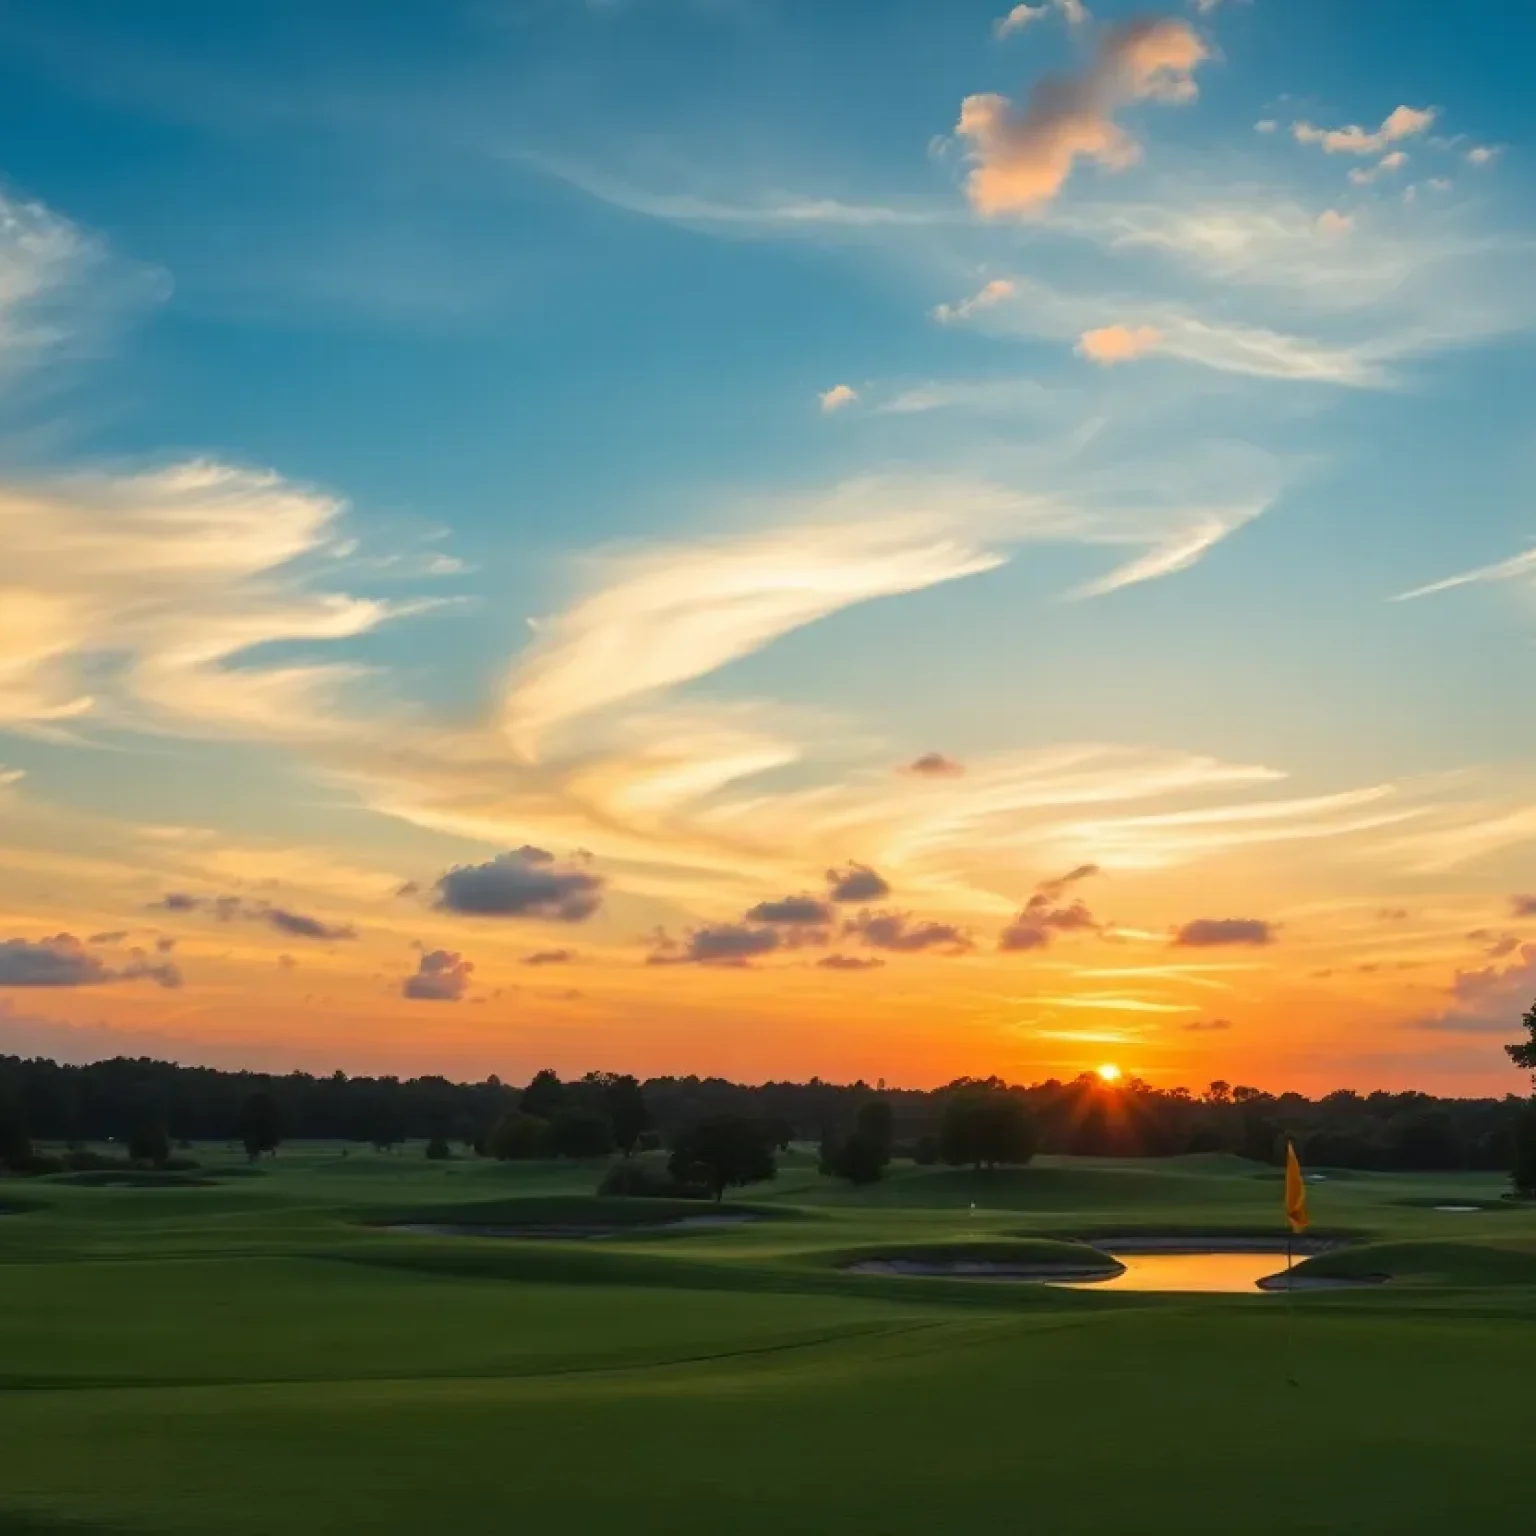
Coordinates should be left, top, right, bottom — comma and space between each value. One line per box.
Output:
3, 1146, 1533, 1536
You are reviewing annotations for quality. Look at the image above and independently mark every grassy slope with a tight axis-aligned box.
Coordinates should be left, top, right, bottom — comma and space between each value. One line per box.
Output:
1, 1145, 1534, 1535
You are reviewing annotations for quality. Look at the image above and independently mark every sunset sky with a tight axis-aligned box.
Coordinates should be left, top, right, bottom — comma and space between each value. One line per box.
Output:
1, 0, 1534, 1094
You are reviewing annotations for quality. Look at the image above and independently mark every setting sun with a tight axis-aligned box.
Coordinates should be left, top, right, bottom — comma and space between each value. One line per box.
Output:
1096, 1064, 1123, 1084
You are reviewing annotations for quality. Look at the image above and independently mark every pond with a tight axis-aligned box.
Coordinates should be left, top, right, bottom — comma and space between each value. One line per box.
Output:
1053, 1249, 1296, 1293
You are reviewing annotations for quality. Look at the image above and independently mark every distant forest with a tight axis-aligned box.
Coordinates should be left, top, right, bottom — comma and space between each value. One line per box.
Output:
0, 1052, 1528, 1174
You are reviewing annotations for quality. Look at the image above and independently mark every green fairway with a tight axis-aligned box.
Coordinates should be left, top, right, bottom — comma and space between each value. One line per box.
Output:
3, 1148, 1534, 1535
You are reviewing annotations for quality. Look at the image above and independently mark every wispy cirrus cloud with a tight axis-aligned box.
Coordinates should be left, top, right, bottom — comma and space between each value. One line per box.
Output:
1394, 543, 1536, 601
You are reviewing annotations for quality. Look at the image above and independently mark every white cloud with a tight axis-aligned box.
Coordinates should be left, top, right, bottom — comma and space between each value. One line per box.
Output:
993, 4, 1047, 38
1069, 508, 1259, 597
819, 383, 858, 413
1255, 119, 1277, 134
1467, 145, 1500, 167
932, 278, 1016, 324
1316, 209, 1353, 236
1394, 543, 1536, 601
500, 494, 1010, 757
1349, 151, 1408, 185
0, 460, 424, 739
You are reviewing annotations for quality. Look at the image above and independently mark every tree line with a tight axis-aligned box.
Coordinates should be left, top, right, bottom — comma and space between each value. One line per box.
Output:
2, 1050, 1533, 1185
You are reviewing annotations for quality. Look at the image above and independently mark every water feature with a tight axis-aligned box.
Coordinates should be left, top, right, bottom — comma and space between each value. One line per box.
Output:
1053, 1250, 1294, 1293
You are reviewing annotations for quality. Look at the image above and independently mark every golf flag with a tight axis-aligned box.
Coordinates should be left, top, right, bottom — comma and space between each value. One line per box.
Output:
1284, 1140, 1310, 1234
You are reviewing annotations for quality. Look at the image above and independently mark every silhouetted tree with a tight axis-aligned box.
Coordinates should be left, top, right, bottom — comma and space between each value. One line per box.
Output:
1508, 998, 1536, 1078
520, 1069, 564, 1121
548, 1106, 616, 1158
669, 1114, 776, 1201
425, 1135, 452, 1160
488, 1110, 550, 1161
234, 1090, 281, 1162
127, 1121, 170, 1165
1511, 1098, 1536, 1198
939, 1083, 1037, 1170
824, 1130, 887, 1185
855, 1099, 895, 1162
592, 1074, 649, 1157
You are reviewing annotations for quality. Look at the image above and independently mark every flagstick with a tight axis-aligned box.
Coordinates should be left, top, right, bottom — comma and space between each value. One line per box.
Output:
1285, 1229, 1298, 1388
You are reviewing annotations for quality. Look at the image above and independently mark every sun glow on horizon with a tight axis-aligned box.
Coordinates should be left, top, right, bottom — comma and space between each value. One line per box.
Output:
1096, 1063, 1123, 1084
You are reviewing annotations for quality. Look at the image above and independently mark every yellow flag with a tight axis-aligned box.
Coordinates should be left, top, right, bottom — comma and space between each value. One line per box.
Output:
1284, 1140, 1310, 1234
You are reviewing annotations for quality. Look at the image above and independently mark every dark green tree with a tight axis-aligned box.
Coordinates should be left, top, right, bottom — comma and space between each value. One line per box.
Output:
668, 1114, 776, 1202
855, 1099, 894, 1162
234, 1090, 281, 1162
548, 1106, 616, 1158
487, 1110, 550, 1161
939, 1084, 1037, 1170
519, 1068, 564, 1121
0, 1087, 30, 1172
127, 1121, 171, 1165
1511, 1098, 1536, 1198
424, 1135, 452, 1160
824, 1130, 887, 1185
1507, 998, 1536, 1077
595, 1074, 650, 1156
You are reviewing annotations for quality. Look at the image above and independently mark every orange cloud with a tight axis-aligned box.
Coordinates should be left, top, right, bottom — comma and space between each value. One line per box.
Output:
1076, 322, 1163, 365
818, 383, 858, 413
1316, 209, 1354, 236
956, 17, 1210, 216
1292, 105, 1435, 156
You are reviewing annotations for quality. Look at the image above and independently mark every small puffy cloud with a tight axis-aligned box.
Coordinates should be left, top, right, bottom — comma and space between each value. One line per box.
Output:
1255, 119, 1277, 134
1349, 151, 1408, 184
826, 862, 891, 903
1316, 209, 1354, 236
88, 931, 128, 945
901, 752, 966, 778
932, 278, 1016, 324
649, 923, 781, 967
845, 909, 973, 955
1467, 145, 1499, 166
817, 954, 886, 971
0, 934, 181, 988
1184, 1017, 1233, 1032
1378, 907, 1411, 922
746, 895, 835, 926
1413, 943, 1536, 1034
1077, 323, 1163, 365
521, 948, 574, 966
956, 17, 1210, 216
153, 892, 200, 912
1172, 917, 1275, 947
403, 948, 473, 1001
818, 383, 858, 413
993, 3, 1047, 38
1292, 104, 1435, 156
1514, 895, 1536, 918
434, 847, 604, 922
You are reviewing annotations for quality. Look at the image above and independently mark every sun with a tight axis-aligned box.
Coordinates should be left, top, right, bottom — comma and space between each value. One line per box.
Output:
1095, 1063, 1123, 1084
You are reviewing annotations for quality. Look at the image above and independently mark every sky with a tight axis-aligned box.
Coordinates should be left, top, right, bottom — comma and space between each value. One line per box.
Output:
0, 0, 1534, 1094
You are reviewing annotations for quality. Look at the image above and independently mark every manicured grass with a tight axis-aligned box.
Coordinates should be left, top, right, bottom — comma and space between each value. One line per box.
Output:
1, 1147, 1533, 1534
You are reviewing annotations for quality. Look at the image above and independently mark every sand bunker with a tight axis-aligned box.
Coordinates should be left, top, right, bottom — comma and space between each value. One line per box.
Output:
386, 1213, 759, 1241
847, 1257, 1122, 1283
1434, 1205, 1485, 1213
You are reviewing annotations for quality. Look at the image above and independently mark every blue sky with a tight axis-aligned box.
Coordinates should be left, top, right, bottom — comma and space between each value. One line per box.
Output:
0, 0, 1534, 1089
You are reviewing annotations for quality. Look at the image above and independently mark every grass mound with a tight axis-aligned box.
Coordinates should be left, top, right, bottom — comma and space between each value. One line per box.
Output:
1295, 1240, 1536, 1287
380, 1193, 781, 1232
39, 1170, 214, 1190
793, 1162, 1264, 1212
